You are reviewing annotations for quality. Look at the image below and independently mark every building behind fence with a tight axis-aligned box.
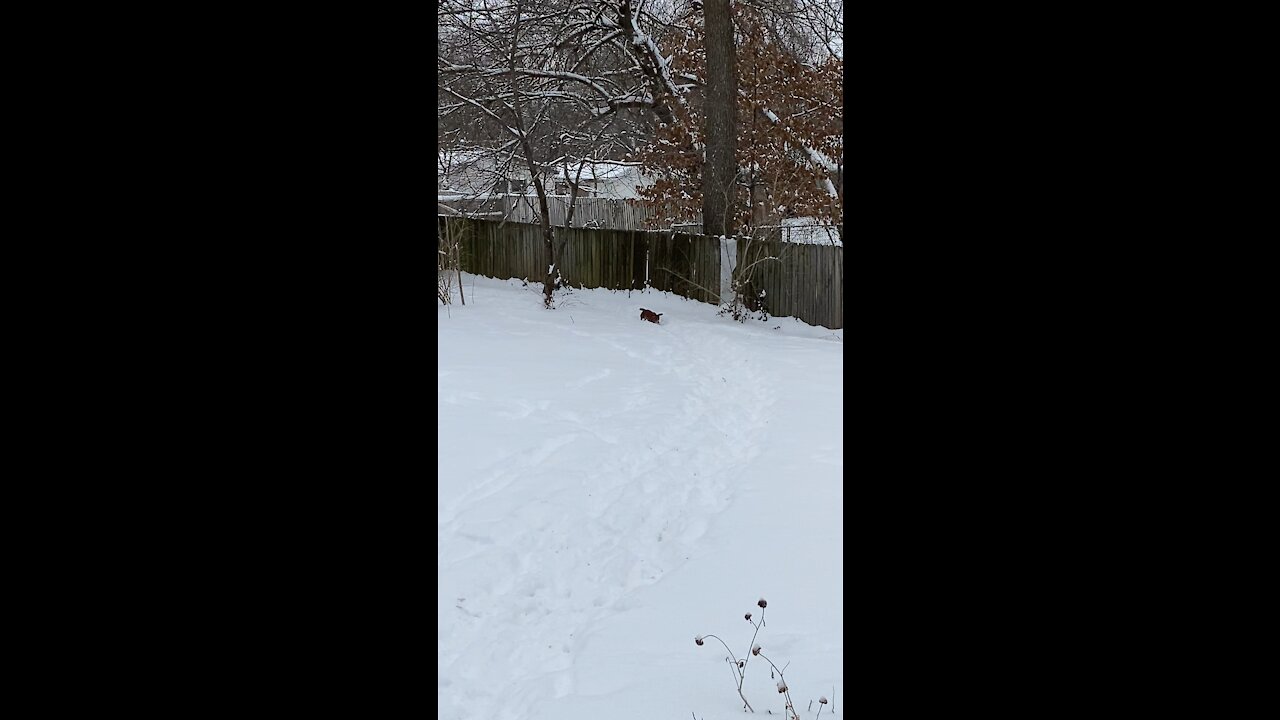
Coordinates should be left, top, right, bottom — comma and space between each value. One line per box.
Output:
439, 195, 654, 230
439, 217, 842, 329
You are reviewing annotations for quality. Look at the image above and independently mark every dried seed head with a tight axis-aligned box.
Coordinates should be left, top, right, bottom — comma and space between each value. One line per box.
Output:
777, 681, 788, 693
694, 636, 704, 646
737, 660, 744, 668
752, 644, 761, 655
745, 613, 752, 621
758, 598, 768, 608
819, 696, 829, 704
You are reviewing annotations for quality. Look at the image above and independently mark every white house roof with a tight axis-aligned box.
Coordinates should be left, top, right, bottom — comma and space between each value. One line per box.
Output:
567, 161, 640, 180
440, 150, 639, 178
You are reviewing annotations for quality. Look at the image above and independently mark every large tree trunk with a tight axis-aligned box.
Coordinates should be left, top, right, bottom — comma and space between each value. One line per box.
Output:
702, 0, 739, 238
536, 178, 555, 307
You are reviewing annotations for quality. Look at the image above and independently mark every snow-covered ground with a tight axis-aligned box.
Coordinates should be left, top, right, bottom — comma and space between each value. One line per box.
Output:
439, 275, 844, 720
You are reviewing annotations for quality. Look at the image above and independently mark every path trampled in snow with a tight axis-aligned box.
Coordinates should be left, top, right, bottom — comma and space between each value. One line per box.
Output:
439, 276, 842, 720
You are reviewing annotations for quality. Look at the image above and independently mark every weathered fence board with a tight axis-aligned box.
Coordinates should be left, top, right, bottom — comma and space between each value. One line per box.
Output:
440, 217, 655, 291
532, 196, 653, 229
648, 232, 721, 304
449, 217, 545, 282
439, 195, 654, 230
737, 238, 843, 330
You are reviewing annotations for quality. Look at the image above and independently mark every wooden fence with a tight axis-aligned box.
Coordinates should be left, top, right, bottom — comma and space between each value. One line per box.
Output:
509, 195, 654, 229
438, 217, 842, 329
555, 226, 651, 291
648, 231, 721, 304
439, 195, 653, 230
441, 217, 546, 285
439, 217, 664, 293
737, 238, 843, 330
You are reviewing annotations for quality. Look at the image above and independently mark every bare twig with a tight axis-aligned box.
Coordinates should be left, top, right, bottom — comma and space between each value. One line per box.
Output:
757, 652, 799, 720
697, 634, 754, 712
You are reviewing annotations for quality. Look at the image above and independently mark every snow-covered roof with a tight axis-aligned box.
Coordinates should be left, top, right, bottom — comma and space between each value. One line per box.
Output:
561, 161, 640, 180
440, 148, 489, 162
439, 149, 495, 170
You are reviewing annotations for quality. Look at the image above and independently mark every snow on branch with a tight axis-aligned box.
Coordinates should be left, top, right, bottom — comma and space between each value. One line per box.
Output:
747, 91, 840, 198
570, 29, 626, 72
442, 61, 621, 103
442, 86, 525, 142
616, 0, 689, 121
515, 67, 616, 101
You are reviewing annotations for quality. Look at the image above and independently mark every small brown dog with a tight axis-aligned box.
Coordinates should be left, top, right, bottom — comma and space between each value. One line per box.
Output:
639, 308, 663, 324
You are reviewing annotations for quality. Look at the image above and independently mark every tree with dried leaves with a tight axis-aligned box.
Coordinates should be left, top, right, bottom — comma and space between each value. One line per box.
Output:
635, 3, 842, 236
631, 2, 842, 314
